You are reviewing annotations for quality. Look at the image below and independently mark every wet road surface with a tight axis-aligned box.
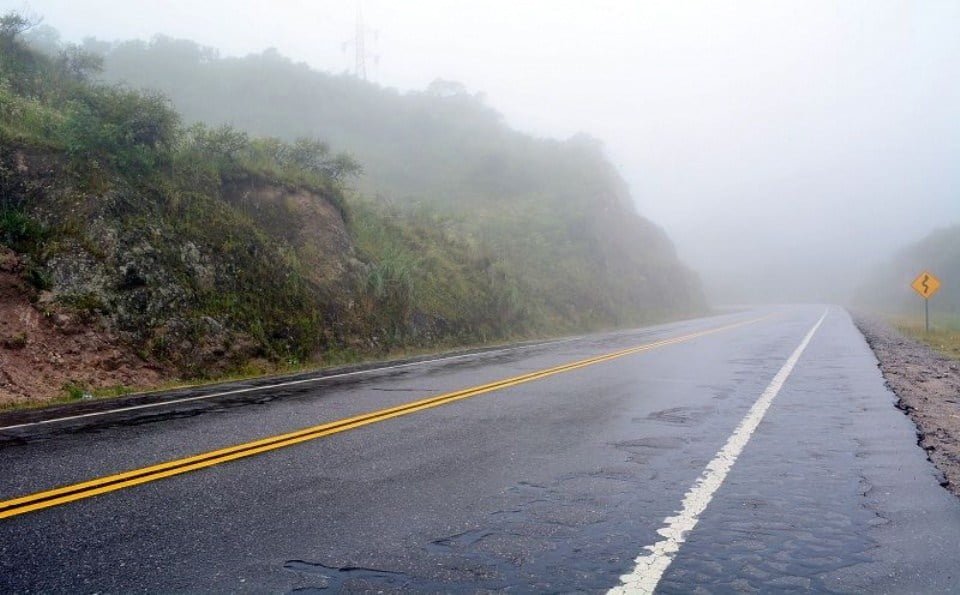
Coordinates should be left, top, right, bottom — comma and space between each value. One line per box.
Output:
1, 305, 958, 592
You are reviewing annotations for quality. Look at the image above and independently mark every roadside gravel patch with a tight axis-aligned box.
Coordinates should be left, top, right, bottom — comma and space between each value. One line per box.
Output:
856, 315, 960, 499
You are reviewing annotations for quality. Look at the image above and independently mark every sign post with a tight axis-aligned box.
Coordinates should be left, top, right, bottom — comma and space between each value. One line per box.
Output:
910, 271, 942, 333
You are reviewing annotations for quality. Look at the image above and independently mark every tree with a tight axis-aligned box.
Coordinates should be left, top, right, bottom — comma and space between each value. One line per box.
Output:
57, 45, 104, 81
426, 78, 468, 98
288, 137, 361, 181
64, 87, 180, 176
0, 12, 47, 96
21, 23, 60, 55
189, 124, 249, 162
0, 12, 36, 44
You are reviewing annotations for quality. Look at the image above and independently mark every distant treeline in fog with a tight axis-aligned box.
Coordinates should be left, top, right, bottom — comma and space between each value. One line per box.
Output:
856, 225, 960, 324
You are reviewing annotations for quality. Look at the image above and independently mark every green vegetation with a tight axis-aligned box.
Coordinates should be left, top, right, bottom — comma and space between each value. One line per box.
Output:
0, 15, 704, 384
893, 319, 960, 361
62, 381, 89, 400
0, 207, 47, 252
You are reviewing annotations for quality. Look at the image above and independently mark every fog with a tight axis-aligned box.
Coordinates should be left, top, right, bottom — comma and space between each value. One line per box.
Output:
11, 0, 960, 303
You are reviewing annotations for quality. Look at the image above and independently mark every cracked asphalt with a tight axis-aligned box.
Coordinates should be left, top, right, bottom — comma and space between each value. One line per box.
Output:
1, 305, 957, 592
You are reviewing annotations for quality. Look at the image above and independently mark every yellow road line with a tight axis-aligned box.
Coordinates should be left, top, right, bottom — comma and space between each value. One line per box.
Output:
0, 316, 766, 520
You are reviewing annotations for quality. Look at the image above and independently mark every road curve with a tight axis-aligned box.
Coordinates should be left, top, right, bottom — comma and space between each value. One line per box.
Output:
1, 305, 957, 592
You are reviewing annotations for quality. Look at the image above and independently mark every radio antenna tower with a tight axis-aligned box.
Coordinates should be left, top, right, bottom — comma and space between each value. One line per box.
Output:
342, 1, 379, 80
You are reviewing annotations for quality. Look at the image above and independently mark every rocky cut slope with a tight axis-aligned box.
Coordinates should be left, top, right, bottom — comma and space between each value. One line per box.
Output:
0, 139, 360, 402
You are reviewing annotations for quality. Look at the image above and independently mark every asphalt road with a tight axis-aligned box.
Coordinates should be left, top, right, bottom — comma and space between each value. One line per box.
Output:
1, 305, 958, 592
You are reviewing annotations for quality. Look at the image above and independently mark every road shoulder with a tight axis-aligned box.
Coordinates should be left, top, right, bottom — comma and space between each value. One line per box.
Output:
856, 315, 960, 499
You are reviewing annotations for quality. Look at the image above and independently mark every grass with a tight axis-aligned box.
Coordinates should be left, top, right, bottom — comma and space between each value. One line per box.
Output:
0, 86, 67, 147
61, 381, 90, 401
892, 315, 960, 361
0, 384, 130, 413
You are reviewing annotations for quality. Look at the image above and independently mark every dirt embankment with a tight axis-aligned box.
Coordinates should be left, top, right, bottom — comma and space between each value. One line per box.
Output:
856, 316, 960, 498
0, 248, 164, 406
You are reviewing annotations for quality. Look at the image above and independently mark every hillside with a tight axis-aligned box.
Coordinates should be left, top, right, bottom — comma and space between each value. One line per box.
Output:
855, 225, 960, 322
92, 37, 704, 325
0, 19, 704, 403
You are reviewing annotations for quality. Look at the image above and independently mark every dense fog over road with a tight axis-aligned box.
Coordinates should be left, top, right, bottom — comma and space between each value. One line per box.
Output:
3, 5, 960, 592
15, 0, 960, 303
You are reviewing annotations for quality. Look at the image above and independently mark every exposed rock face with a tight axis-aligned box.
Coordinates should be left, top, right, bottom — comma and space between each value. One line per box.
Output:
0, 247, 164, 405
222, 181, 358, 288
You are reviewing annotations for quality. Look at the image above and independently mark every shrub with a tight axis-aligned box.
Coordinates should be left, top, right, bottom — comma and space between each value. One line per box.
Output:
62, 381, 89, 400
0, 208, 47, 252
59, 291, 107, 314
25, 266, 52, 290
63, 86, 180, 179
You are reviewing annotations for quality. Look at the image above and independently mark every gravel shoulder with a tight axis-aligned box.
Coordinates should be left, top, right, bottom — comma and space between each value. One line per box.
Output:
856, 315, 960, 498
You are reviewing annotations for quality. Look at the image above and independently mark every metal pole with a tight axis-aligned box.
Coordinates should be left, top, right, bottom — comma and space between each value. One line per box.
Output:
925, 298, 929, 333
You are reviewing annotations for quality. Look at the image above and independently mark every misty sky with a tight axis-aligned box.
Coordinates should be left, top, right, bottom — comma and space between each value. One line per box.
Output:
8, 0, 960, 302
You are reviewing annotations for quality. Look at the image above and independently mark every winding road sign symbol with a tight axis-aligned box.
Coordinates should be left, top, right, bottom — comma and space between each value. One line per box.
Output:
911, 271, 941, 299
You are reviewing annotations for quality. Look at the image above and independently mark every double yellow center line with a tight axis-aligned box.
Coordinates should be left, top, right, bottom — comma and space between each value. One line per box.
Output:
0, 317, 763, 520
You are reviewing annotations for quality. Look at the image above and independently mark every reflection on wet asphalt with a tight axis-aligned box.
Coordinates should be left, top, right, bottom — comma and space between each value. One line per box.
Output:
1, 306, 958, 592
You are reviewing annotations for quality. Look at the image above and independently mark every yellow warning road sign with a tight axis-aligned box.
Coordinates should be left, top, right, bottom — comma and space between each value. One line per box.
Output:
911, 271, 941, 299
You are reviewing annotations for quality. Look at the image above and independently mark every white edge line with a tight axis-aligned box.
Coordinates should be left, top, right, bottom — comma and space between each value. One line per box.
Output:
608, 308, 829, 595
